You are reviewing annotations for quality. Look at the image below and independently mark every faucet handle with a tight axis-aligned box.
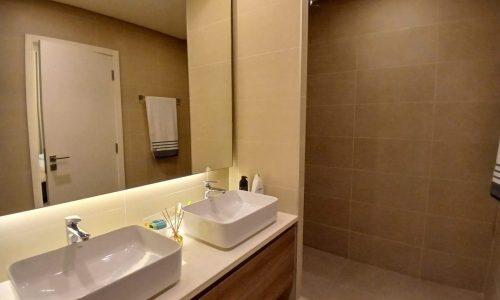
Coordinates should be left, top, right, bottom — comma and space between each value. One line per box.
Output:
65, 215, 82, 225
202, 180, 217, 187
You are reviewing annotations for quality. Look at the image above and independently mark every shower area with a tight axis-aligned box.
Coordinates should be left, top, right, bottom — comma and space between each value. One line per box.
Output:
302, 0, 500, 299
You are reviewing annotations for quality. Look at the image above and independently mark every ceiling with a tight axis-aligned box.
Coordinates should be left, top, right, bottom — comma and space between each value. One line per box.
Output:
50, 0, 187, 39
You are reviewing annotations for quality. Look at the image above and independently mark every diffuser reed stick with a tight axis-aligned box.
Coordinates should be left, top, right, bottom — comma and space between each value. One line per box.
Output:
162, 204, 184, 246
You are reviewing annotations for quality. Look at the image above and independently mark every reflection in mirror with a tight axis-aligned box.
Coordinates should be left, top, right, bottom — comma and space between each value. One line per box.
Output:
0, 0, 232, 215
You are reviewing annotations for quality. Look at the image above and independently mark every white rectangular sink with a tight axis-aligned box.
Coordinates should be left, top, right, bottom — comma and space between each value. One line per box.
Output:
8, 225, 181, 300
182, 190, 278, 249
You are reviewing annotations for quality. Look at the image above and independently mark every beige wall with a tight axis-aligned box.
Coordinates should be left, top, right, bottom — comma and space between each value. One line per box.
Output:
304, 0, 500, 292
187, 0, 233, 174
0, 0, 191, 215
232, 0, 305, 216
231, 0, 308, 295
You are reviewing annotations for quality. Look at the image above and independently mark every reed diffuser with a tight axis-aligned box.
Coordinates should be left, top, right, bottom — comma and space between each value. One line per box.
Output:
162, 203, 184, 246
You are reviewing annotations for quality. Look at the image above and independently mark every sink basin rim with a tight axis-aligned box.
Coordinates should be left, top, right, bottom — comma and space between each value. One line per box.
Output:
8, 225, 182, 300
182, 192, 278, 225
182, 190, 279, 249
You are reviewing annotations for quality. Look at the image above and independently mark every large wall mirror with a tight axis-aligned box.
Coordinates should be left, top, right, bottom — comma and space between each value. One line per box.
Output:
0, 0, 232, 216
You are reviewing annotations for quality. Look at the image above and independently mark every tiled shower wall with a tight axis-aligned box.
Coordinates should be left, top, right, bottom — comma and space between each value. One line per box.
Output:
304, 0, 500, 292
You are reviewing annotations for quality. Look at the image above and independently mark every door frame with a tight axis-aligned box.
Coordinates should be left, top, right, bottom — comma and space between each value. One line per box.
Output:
25, 35, 125, 208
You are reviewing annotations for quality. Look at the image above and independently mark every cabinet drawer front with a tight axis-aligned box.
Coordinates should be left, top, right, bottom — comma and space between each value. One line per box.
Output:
197, 226, 297, 300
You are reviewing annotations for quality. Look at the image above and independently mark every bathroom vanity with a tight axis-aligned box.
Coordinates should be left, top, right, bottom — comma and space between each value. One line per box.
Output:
0, 212, 297, 300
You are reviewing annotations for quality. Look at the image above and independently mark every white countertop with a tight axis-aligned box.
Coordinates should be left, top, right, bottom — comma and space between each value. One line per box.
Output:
0, 212, 297, 300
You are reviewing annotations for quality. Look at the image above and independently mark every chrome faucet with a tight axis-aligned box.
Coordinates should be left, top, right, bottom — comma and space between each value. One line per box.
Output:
65, 216, 90, 245
203, 180, 226, 200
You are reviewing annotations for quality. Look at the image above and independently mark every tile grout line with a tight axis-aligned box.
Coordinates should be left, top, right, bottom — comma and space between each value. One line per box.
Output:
305, 135, 500, 143
306, 219, 492, 264
305, 185, 497, 225
346, 34, 360, 260
308, 57, 500, 76
418, 1, 440, 279
304, 163, 492, 184
306, 99, 500, 107
483, 204, 500, 293
309, 15, 499, 48
349, 200, 496, 225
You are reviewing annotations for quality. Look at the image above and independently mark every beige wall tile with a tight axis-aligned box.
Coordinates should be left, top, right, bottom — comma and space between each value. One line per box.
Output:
307, 72, 356, 105
237, 141, 300, 190
357, 65, 435, 103
354, 139, 432, 176
424, 215, 494, 258
187, 19, 231, 67
308, 37, 357, 74
190, 100, 232, 139
421, 249, 488, 291
263, 184, 301, 215
188, 61, 232, 101
191, 138, 232, 173
235, 48, 301, 100
306, 105, 355, 137
357, 26, 437, 69
428, 179, 498, 223
355, 103, 434, 139
235, 0, 300, 58
438, 0, 500, 22
306, 137, 353, 168
304, 193, 350, 229
438, 18, 500, 61
350, 232, 421, 276
236, 98, 300, 144
431, 141, 497, 182
234, 0, 283, 14
352, 171, 428, 212
434, 102, 500, 143
351, 202, 425, 246
304, 220, 349, 257
436, 60, 500, 102
305, 165, 352, 199
187, 0, 230, 30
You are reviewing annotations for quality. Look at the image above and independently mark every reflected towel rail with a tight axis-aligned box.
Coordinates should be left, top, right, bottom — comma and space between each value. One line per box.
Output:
139, 95, 180, 105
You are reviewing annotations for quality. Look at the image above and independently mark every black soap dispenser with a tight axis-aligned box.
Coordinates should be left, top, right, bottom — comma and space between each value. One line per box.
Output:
239, 176, 249, 191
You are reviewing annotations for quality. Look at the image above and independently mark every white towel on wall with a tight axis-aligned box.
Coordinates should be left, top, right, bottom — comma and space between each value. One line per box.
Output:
145, 96, 179, 158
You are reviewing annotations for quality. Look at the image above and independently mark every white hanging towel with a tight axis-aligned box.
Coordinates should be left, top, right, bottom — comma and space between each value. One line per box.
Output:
145, 96, 179, 158
491, 140, 500, 200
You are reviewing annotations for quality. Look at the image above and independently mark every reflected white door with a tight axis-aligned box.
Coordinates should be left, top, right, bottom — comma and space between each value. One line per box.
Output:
40, 40, 124, 205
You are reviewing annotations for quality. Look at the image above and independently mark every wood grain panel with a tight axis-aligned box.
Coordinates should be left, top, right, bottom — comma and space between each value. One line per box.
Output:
196, 226, 296, 300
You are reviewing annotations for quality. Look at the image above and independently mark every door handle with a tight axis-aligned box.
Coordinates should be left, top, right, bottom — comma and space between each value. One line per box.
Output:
49, 155, 70, 171
49, 155, 70, 162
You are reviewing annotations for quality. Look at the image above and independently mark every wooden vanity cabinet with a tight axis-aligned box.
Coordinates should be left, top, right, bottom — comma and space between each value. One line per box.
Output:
194, 225, 297, 300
